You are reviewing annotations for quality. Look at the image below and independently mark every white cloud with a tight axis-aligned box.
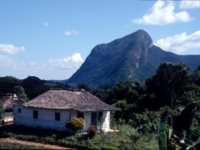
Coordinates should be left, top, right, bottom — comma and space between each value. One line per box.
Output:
0, 44, 25, 54
133, 1, 192, 25
28, 62, 36, 66
0, 52, 84, 80
179, 0, 200, 9
64, 30, 79, 36
48, 53, 84, 69
71, 53, 84, 62
0, 54, 27, 69
0, 54, 17, 67
154, 30, 200, 54
43, 22, 49, 27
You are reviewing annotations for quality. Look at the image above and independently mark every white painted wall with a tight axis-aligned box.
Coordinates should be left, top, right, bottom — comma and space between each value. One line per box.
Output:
96, 111, 110, 130
14, 106, 71, 131
14, 106, 111, 131
102, 111, 110, 129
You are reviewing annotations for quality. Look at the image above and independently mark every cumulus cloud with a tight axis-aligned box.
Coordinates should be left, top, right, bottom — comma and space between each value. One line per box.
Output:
64, 30, 79, 36
179, 0, 200, 9
43, 22, 49, 27
154, 30, 200, 54
48, 53, 84, 69
133, 1, 192, 25
0, 44, 25, 54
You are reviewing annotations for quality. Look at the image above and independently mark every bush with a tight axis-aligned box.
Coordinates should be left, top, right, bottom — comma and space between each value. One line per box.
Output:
87, 125, 97, 139
66, 117, 85, 134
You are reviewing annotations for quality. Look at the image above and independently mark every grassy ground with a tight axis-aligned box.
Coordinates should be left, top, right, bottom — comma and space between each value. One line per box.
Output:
0, 124, 159, 150
0, 142, 49, 149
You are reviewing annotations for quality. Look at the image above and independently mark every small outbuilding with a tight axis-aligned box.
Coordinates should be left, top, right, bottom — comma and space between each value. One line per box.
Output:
0, 93, 25, 123
14, 89, 120, 131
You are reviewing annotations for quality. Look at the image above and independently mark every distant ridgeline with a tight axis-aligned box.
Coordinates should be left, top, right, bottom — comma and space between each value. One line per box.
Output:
66, 29, 200, 88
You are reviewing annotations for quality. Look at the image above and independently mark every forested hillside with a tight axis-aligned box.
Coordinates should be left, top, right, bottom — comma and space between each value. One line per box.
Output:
1, 62, 200, 138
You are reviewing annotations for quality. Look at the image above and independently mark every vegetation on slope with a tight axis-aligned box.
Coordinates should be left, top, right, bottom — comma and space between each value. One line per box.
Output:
1, 62, 200, 149
0, 124, 158, 150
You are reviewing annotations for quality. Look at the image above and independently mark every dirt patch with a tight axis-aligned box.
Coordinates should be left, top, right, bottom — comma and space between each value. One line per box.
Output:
0, 137, 77, 150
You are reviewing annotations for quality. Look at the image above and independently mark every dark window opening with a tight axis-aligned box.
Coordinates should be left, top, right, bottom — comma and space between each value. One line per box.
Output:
33, 111, 38, 119
5, 109, 13, 112
77, 112, 84, 119
18, 108, 21, 113
98, 112, 103, 121
55, 112, 60, 121
91, 112, 97, 126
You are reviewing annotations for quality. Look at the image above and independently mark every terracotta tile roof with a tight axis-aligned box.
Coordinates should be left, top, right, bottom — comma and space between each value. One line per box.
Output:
22, 89, 120, 112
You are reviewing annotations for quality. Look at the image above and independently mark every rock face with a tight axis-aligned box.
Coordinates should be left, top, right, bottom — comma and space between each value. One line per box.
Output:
67, 29, 200, 88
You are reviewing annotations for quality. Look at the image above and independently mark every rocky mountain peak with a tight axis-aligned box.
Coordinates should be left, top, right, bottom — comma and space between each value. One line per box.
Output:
67, 29, 200, 88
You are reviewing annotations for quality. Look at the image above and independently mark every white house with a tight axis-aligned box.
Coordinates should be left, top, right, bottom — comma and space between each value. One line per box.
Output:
14, 89, 120, 131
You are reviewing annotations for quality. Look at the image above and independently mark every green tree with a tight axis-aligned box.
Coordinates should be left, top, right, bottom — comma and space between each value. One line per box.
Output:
77, 82, 91, 92
0, 76, 21, 95
22, 76, 49, 99
13, 86, 29, 101
145, 63, 190, 109
191, 64, 200, 86
0, 106, 4, 119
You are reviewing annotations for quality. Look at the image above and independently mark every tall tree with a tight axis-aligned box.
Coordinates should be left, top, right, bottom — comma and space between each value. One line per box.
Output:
13, 86, 29, 101
144, 63, 190, 109
191, 64, 200, 86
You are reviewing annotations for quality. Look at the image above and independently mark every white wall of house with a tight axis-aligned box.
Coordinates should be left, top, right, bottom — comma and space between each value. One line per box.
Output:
14, 106, 111, 131
14, 106, 71, 131
102, 111, 110, 130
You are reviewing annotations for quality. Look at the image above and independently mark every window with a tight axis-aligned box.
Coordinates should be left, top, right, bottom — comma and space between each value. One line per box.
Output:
18, 108, 21, 113
33, 111, 38, 119
55, 112, 60, 121
77, 112, 84, 119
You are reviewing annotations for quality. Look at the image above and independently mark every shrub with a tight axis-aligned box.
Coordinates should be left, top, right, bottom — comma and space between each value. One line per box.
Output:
43, 136, 55, 144
87, 125, 97, 139
66, 117, 85, 134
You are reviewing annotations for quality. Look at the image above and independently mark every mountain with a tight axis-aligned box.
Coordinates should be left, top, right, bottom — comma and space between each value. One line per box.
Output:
67, 29, 200, 88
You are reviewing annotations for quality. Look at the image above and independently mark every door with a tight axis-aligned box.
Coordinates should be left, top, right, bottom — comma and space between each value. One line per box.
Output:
91, 112, 97, 126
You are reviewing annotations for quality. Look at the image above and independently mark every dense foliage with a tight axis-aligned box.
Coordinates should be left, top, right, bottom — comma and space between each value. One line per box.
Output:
0, 124, 159, 150
0, 106, 4, 119
0, 62, 200, 140
86, 63, 200, 138
0, 76, 70, 99
13, 86, 29, 101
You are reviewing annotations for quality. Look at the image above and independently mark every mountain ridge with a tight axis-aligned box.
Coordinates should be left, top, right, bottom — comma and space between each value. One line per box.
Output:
67, 29, 200, 88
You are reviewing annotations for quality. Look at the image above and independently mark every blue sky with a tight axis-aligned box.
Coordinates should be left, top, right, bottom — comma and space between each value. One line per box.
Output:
0, 0, 200, 80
